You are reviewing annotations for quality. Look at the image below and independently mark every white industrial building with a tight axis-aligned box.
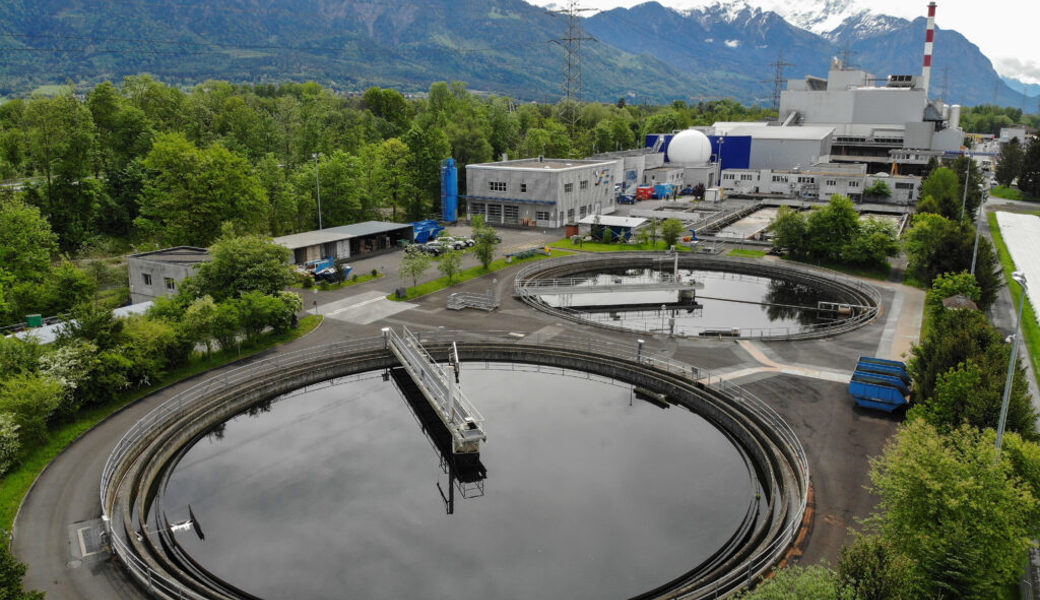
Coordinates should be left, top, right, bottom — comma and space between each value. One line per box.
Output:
774, 3, 964, 175
711, 123, 835, 170
719, 162, 920, 205
465, 157, 617, 227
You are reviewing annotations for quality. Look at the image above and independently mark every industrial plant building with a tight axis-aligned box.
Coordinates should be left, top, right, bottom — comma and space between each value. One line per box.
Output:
128, 246, 210, 304
464, 157, 617, 228
273, 221, 413, 265
719, 163, 920, 205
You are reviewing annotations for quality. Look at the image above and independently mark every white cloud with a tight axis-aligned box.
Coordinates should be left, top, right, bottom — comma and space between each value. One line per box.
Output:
725, 39, 741, 48
995, 57, 1040, 86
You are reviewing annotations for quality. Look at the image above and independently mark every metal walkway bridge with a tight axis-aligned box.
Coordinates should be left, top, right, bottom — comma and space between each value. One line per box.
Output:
516, 276, 703, 296
384, 326, 486, 454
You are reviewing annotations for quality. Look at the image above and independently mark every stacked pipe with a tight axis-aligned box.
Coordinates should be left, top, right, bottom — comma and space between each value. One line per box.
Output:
921, 2, 937, 98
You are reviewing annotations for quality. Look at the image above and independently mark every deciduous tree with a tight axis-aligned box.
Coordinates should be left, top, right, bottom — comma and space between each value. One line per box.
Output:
869, 421, 1040, 598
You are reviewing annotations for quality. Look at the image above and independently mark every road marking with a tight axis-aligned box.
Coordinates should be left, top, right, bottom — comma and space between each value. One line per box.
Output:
330, 296, 384, 315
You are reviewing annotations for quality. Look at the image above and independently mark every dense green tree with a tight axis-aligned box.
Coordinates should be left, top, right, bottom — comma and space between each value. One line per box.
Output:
1020, 137, 1040, 197
908, 308, 1035, 438
0, 414, 20, 476
402, 124, 451, 220
836, 534, 913, 600
869, 421, 1040, 598
916, 167, 961, 219
137, 132, 269, 246
185, 233, 294, 302
0, 197, 57, 281
0, 373, 62, 444
660, 218, 686, 248
373, 138, 413, 221
841, 218, 898, 266
864, 179, 891, 199
471, 215, 500, 270
903, 213, 1000, 308
805, 195, 860, 261
399, 246, 432, 288
0, 533, 45, 600
768, 206, 808, 252
994, 137, 1023, 187
923, 271, 982, 320
437, 250, 463, 285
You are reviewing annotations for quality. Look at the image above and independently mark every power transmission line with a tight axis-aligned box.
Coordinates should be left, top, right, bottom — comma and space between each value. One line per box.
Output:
551, 1, 596, 131
769, 50, 793, 112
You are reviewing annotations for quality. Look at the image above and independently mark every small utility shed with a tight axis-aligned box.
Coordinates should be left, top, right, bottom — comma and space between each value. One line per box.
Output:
578, 215, 647, 241
274, 221, 413, 265
128, 247, 210, 304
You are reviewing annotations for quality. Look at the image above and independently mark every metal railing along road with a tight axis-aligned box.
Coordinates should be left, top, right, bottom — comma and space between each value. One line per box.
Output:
99, 330, 809, 600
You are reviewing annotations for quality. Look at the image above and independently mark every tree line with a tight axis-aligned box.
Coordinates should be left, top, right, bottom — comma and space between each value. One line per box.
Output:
745, 157, 1038, 599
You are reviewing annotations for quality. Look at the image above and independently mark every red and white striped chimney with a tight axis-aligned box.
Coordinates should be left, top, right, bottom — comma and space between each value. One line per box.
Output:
921, 2, 936, 98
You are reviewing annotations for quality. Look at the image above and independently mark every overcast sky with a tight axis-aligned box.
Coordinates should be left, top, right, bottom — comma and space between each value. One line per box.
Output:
526, 0, 1040, 85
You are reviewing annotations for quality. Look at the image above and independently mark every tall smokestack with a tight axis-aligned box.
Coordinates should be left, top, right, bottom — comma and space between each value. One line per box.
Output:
921, 2, 936, 98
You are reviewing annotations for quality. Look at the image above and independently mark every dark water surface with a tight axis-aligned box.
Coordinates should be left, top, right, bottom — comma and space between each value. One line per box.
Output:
161, 364, 758, 600
540, 268, 847, 336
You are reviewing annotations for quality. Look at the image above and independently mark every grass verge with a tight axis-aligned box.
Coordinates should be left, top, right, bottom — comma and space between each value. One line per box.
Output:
987, 212, 1040, 378
782, 255, 892, 281
728, 249, 767, 258
0, 315, 322, 531
990, 185, 1034, 202
550, 238, 692, 253
389, 250, 573, 301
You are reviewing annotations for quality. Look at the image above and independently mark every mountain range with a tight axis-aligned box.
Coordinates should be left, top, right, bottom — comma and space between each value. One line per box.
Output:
0, 0, 1032, 108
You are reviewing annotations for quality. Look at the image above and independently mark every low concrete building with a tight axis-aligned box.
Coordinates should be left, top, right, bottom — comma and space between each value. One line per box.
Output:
465, 157, 618, 228
720, 163, 919, 205
128, 247, 210, 304
273, 221, 413, 265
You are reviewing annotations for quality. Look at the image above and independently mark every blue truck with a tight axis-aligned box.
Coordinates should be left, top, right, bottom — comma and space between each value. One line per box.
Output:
848, 357, 910, 413
411, 220, 445, 244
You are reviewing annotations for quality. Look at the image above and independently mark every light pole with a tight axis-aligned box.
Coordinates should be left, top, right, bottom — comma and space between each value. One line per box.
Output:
970, 187, 987, 275
959, 155, 970, 220
996, 271, 1027, 453
312, 152, 323, 230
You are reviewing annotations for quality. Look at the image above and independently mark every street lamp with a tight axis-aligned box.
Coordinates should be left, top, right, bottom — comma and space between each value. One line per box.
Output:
959, 155, 970, 220
312, 152, 323, 230
970, 186, 987, 275
996, 271, 1027, 453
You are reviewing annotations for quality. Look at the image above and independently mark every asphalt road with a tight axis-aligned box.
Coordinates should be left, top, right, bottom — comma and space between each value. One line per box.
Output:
13, 229, 919, 599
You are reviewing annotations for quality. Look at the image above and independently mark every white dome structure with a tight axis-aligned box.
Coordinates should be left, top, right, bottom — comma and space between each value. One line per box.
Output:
667, 129, 712, 166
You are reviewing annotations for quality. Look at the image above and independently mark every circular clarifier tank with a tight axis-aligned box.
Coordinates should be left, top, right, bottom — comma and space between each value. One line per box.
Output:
156, 364, 761, 600
516, 254, 880, 339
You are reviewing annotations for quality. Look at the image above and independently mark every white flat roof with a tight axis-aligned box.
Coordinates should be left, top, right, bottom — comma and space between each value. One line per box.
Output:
724, 125, 835, 141
469, 158, 617, 171
578, 215, 647, 228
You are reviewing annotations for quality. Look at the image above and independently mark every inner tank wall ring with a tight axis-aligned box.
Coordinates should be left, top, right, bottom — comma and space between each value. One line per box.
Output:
514, 253, 882, 340
100, 334, 808, 600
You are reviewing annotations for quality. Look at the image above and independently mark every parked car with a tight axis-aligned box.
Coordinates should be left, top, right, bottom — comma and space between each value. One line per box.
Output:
440, 236, 474, 248
420, 240, 452, 256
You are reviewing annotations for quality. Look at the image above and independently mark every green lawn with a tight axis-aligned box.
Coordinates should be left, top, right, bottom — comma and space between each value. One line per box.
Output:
990, 185, 1023, 201
0, 315, 322, 531
550, 238, 691, 252
987, 212, 1040, 378
389, 250, 573, 301
728, 249, 767, 258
